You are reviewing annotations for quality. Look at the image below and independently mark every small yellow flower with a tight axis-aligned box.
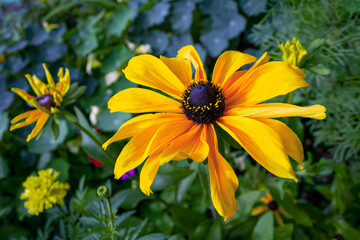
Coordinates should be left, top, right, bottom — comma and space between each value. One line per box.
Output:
251, 192, 291, 225
10, 64, 70, 142
104, 45, 326, 221
20, 169, 70, 216
42, 21, 59, 33
279, 38, 307, 67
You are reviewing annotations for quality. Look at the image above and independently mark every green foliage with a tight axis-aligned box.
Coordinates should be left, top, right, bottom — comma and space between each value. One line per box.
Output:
0, 0, 359, 239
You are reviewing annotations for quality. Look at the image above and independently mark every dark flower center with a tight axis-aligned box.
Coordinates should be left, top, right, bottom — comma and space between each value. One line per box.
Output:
36, 94, 56, 110
181, 80, 225, 124
268, 200, 278, 211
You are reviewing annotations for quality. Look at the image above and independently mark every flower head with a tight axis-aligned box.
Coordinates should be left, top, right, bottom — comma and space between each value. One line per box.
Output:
10, 64, 70, 141
104, 45, 326, 221
251, 192, 291, 225
279, 38, 307, 67
20, 169, 70, 216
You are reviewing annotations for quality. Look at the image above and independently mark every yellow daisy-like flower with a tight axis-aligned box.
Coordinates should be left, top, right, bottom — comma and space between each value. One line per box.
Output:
104, 45, 326, 220
20, 168, 70, 216
10, 64, 70, 142
251, 192, 291, 225
279, 38, 307, 67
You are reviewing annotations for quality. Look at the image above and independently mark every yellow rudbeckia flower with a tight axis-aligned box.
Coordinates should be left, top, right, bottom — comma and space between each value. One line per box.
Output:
251, 192, 292, 226
104, 45, 326, 221
10, 64, 70, 142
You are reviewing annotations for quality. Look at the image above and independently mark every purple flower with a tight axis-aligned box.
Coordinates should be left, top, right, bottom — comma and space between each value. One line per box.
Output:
120, 169, 135, 180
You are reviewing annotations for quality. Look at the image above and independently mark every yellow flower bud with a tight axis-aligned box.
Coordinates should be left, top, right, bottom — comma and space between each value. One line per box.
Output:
279, 38, 307, 67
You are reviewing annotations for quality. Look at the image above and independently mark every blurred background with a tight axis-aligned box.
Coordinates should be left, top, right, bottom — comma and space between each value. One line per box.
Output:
0, 0, 359, 239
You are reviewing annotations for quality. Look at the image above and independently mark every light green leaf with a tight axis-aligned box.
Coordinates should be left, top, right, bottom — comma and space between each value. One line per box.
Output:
309, 64, 330, 75
0, 112, 9, 141
106, 8, 135, 37
170, 204, 206, 235
252, 211, 274, 240
0, 155, 9, 179
102, 45, 134, 73
274, 224, 294, 240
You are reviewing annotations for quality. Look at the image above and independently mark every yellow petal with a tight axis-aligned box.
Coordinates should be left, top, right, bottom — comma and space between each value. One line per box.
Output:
123, 54, 185, 99
225, 103, 326, 120
217, 116, 297, 180
114, 117, 193, 179
10, 110, 43, 131
177, 45, 207, 82
223, 53, 269, 101
273, 211, 284, 226
160, 123, 209, 164
32, 75, 49, 95
251, 205, 269, 216
11, 109, 39, 124
25, 74, 41, 96
56, 68, 70, 96
207, 124, 239, 221
160, 56, 192, 85
140, 153, 161, 196
212, 51, 256, 87
108, 88, 182, 113
26, 112, 50, 142
103, 113, 181, 150
11, 88, 48, 113
42, 63, 56, 91
259, 119, 304, 168
227, 61, 308, 106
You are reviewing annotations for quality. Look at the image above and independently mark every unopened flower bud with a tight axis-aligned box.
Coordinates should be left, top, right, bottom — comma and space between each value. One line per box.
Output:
97, 186, 110, 199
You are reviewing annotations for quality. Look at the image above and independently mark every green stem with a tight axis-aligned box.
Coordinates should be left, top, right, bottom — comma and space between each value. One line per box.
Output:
173, 161, 178, 204
287, 91, 295, 105
105, 196, 115, 240
71, 121, 116, 165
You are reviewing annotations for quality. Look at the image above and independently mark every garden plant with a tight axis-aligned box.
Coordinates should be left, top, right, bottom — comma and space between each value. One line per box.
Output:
0, 0, 359, 239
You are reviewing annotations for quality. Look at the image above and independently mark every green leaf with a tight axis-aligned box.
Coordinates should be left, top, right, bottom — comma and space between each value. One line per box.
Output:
151, 165, 194, 191
0, 154, 9, 179
193, 220, 222, 240
277, 192, 312, 226
177, 162, 198, 203
0, 112, 9, 141
63, 85, 86, 103
74, 33, 98, 57
332, 218, 360, 240
237, 190, 265, 221
101, 45, 134, 73
45, 157, 70, 181
106, 7, 135, 37
62, 110, 78, 123
170, 204, 206, 235
51, 118, 60, 140
252, 211, 274, 240
274, 224, 294, 240
137, 233, 168, 240
309, 64, 330, 75
28, 120, 68, 153
97, 108, 131, 132
307, 38, 324, 52
112, 189, 150, 209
